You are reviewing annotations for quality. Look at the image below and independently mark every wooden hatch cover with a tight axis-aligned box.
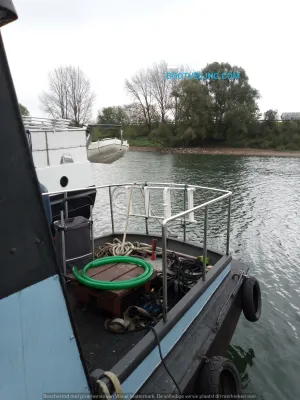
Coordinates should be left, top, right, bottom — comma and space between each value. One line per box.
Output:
67, 261, 157, 316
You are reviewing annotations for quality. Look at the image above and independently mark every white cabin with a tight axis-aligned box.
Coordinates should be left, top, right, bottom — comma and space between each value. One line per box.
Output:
23, 117, 129, 194
23, 117, 94, 193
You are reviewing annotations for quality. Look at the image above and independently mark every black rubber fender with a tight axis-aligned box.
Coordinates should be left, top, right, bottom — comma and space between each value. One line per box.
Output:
197, 356, 242, 394
242, 276, 261, 322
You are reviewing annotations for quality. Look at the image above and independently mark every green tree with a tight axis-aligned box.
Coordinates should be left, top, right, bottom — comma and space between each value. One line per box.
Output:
176, 79, 213, 145
201, 62, 260, 141
19, 103, 30, 116
97, 106, 129, 125
264, 109, 278, 122
261, 109, 279, 138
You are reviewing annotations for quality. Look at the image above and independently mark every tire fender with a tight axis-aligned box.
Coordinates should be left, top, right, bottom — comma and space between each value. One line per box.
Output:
197, 356, 242, 394
242, 276, 262, 322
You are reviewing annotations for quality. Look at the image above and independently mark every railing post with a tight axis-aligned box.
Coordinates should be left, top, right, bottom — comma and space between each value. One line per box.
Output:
145, 218, 149, 235
183, 186, 187, 242
90, 204, 94, 260
64, 191, 68, 219
45, 131, 50, 166
108, 186, 115, 234
60, 209, 67, 276
203, 206, 208, 281
144, 183, 149, 235
226, 195, 231, 255
162, 223, 168, 322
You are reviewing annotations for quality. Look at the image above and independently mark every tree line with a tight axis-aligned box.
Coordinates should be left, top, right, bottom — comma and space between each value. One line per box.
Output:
20, 62, 300, 151
96, 61, 300, 151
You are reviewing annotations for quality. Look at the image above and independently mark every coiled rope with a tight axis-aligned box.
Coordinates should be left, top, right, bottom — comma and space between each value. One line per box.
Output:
95, 182, 163, 258
96, 371, 124, 399
73, 183, 158, 290
95, 238, 162, 258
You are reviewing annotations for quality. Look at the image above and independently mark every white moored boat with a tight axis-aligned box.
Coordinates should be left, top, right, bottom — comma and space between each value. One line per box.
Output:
87, 137, 129, 164
86, 124, 129, 164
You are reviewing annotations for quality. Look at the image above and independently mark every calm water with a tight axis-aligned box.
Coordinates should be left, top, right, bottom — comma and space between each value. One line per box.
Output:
91, 151, 300, 400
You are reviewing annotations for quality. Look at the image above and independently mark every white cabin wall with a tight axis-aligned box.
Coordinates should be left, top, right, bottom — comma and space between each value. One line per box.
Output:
32, 148, 88, 168
30, 129, 88, 167
32, 151, 48, 167
47, 130, 87, 149
48, 148, 88, 165
31, 131, 46, 151
36, 162, 94, 192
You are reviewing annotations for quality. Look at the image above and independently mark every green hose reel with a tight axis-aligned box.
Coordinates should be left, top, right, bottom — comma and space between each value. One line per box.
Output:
72, 256, 154, 290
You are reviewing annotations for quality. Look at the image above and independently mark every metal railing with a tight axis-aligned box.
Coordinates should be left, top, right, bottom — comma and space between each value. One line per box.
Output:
23, 116, 76, 131
159, 187, 231, 321
43, 182, 232, 321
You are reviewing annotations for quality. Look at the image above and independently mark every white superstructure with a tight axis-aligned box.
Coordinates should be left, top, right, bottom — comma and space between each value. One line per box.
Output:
23, 117, 94, 193
23, 117, 130, 193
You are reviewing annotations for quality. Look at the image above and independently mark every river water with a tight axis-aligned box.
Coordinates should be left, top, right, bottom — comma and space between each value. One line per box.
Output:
91, 151, 300, 400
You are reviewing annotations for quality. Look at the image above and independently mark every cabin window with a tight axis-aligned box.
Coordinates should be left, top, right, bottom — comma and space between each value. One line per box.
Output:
60, 154, 74, 164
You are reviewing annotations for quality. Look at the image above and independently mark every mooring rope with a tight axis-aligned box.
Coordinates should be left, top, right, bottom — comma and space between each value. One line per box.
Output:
94, 238, 162, 258
95, 182, 174, 259
96, 371, 124, 399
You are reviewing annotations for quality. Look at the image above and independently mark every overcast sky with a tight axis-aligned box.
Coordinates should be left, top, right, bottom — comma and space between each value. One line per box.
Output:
2, 0, 299, 120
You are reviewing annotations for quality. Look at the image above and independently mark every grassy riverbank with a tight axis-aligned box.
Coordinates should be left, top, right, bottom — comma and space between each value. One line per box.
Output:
93, 127, 300, 156
128, 138, 300, 157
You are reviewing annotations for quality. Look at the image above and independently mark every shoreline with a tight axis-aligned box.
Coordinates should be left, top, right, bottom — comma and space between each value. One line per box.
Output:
129, 146, 300, 157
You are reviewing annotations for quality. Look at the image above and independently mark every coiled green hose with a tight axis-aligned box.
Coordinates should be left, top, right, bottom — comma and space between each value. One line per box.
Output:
72, 256, 154, 290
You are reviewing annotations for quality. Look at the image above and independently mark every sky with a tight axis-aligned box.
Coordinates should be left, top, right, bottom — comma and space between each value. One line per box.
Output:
2, 0, 300, 120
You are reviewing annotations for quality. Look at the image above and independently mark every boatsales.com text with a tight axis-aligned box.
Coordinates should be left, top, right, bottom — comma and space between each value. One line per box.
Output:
165, 71, 240, 81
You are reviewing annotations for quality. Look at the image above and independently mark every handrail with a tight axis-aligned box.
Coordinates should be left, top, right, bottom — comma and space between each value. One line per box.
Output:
22, 116, 73, 130
161, 191, 232, 321
88, 124, 122, 129
162, 192, 231, 224
43, 182, 231, 197
43, 182, 232, 322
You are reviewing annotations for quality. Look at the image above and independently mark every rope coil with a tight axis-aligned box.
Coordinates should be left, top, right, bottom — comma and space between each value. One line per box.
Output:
96, 371, 124, 399
95, 238, 162, 258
